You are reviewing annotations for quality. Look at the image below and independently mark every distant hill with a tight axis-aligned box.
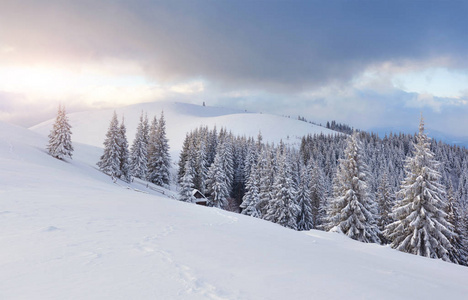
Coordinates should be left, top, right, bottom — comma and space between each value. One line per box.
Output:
30, 101, 339, 159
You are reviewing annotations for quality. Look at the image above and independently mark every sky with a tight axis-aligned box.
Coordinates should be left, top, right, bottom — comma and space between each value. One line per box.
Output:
1, 0, 468, 137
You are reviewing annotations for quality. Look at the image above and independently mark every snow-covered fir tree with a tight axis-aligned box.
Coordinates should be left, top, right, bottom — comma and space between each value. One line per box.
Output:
97, 111, 122, 180
239, 164, 261, 217
308, 160, 327, 229
147, 112, 171, 186
178, 132, 194, 183
327, 132, 381, 243
142, 113, 150, 147
376, 170, 394, 243
118, 117, 131, 182
194, 136, 209, 195
263, 150, 299, 230
446, 179, 468, 265
157, 112, 171, 185
219, 130, 235, 190
257, 146, 275, 216
232, 137, 247, 207
457, 164, 468, 208
296, 164, 314, 231
179, 159, 196, 203
385, 117, 454, 261
130, 112, 149, 180
147, 116, 159, 182
206, 141, 230, 209
243, 139, 259, 184
47, 104, 73, 160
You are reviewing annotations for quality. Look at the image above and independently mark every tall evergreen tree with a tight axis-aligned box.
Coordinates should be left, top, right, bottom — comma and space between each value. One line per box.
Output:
327, 132, 381, 243
130, 112, 149, 180
47, 104, 73, 160
309, 160, 327, 229
239, 164, 261, 217
257, 146, 275, 216
297, 164, 314, 231
147, 112, 171, 186
178, 132, 193, 183
446, 180, 468, 265
97, 111, 122, 179
118, 117, 131, 182
155, 111, 172, 185
206, 142, 230, 209
142, 113, 150, 146
147, 115, 158, 182
263, 151, 299, 230
376, 170, 394, 243
179, 159, 196, 203
385, 117, 454, 261
194, 137, 209, 194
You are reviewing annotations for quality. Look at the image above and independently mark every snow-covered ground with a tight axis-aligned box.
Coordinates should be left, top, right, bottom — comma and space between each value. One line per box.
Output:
30, 101, 338, 160
2, 110, 468, 298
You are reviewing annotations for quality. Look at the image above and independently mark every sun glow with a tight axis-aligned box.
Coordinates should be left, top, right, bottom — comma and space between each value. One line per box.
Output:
0, 63, 172, 110
0, 62, 207, 109
0, 65, 128, 98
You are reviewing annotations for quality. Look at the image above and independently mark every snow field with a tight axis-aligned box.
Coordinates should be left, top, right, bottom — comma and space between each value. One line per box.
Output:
1, 104, 467, 299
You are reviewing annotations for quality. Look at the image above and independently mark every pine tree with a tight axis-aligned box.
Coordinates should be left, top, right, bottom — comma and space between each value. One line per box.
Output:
178, 132, 193, 183
97, 111, 122, 179
309, 160, 327, 229
194, 137, 209, 195
327, 132, 381, 243
142, 113, 150, 146
156, 111, 172, 185
457, 165, 468, 208
297, 164, 313, 231
47, 104, 73, 160
147, 112, 171, 186
118, 116, 131, 182
376, 170, 394, 243
147, 116, 158, 182
385, 117, 454, 261
446, 180, 468, 265
179, 159, 196, 203
239, 164, 261, 217
206, 142, 230, 209
130, 112, 148, 180
263, 150, 299, 230
257, 146, 275, 216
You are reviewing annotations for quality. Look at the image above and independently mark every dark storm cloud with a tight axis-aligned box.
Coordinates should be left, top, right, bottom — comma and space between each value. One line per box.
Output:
1, 0, 468, 91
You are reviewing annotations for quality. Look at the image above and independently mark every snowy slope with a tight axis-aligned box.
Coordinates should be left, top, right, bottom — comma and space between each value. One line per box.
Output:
2, 122, 468, 299
30, 101, 338, 160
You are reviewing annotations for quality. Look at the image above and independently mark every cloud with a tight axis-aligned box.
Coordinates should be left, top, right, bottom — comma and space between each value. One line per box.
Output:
2, 0, 468, 92
2, 0, 468, 138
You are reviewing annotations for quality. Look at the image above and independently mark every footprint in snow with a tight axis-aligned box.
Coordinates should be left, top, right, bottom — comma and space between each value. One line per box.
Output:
42, 226, 61, 232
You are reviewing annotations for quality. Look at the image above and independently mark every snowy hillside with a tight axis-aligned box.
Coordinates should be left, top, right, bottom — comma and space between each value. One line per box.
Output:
30, 101, 338, 160
2, 122, 468, 299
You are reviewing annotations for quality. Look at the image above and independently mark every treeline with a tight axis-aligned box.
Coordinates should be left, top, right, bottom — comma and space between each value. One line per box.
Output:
177, 121, 468, 266
56, 105, 466, 266
325, 120, 355, 134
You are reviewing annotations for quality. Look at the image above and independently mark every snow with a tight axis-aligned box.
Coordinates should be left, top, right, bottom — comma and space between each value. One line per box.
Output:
30, 101, 338, 161
2, 105, 468, 299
